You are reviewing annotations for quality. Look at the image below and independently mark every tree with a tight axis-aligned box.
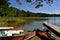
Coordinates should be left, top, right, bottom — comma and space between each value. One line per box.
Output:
0, 0, 9, 17
0, 0, 9, 8
16, 0, 53, 8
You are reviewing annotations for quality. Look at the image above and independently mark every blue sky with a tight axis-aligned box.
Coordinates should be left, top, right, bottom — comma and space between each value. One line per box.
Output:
9, 0, 60, 14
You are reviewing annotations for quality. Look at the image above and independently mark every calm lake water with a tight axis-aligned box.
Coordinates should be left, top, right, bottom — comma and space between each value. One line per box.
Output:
21, 17, 60, 31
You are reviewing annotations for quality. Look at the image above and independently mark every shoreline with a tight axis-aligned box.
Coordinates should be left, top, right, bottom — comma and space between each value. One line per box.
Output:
0, 17, 46, 27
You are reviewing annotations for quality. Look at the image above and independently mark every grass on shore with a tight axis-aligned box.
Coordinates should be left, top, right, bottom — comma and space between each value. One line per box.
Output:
0, 17, 46, 27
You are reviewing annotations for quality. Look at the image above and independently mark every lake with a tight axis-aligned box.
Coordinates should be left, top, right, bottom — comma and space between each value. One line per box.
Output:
20, 17, 60, 31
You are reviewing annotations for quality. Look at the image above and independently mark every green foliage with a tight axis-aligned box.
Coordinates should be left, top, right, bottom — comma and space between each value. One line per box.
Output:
0, 0, 60, 17
0, 0, 9, 8
0, 0, 9, 17
0, 6, 60, 17
0, 0, 60, 27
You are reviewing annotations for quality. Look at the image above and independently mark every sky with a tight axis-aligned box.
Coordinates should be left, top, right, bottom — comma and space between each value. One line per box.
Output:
9, 0, 60, 14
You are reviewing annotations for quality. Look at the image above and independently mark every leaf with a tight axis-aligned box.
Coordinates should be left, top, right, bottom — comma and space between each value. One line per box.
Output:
35, 4, 43, 8
26, 0, 32, 3
16, 0, 22, 5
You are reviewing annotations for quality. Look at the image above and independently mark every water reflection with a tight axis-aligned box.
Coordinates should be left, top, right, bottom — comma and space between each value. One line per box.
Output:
21, 21, 44, 31
21, 17, 60, 30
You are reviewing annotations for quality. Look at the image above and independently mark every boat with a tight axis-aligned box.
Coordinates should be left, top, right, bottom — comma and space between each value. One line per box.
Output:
0, 27, 35, 40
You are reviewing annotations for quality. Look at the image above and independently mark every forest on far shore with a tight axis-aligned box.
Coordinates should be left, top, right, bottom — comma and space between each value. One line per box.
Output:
0, 0, 60, 17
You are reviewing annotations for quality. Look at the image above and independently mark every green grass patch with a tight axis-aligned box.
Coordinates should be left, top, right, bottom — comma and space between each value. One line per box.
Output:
0, 17, 46, 27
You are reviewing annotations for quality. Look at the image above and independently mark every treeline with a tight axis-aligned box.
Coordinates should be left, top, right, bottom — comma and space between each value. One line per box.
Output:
0, 0, 60, 17
0, 6, 60, 17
